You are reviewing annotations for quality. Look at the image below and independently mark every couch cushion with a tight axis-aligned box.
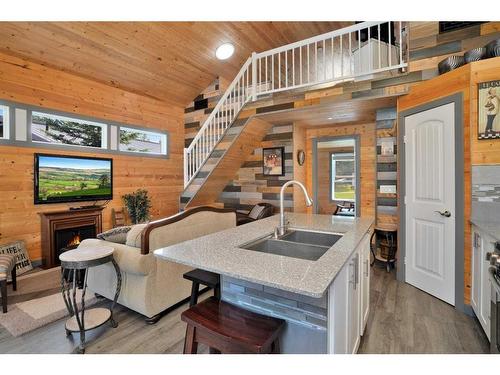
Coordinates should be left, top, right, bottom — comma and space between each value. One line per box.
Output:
78, 238, 154, 276
125, 224, 147, 248
97, 226, 131, 244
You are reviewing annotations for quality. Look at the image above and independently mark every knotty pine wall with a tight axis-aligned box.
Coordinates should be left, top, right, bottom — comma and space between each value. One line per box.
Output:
0, 52, 185, 262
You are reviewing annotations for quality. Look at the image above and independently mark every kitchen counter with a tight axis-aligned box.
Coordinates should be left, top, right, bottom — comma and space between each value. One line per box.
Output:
154, 213, 373, 298
470, 219, 500, 242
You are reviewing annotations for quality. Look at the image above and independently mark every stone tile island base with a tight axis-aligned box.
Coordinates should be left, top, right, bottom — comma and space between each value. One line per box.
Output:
222, 276, 328, 354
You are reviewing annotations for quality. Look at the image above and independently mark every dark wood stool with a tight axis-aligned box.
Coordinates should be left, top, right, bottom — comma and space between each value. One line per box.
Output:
0, 254, 17, 314
370, 226, 397, 272
181, 297, 285, 354
183, 268, 220, 307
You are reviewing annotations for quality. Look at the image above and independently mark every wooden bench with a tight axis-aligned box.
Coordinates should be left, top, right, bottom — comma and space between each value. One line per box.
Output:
181, 297, 285, 354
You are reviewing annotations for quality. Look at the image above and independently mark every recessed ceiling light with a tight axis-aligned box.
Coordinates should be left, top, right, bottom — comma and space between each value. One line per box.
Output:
216, 43, 235, 60
327, 117, 333, 120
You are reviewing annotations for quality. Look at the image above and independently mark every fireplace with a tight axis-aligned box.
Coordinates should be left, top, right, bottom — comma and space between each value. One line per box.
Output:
55, 225, 96, 264
39, 208, 103, 268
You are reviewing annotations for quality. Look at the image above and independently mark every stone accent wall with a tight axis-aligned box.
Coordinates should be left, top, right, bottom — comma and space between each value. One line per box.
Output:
472, 165, 500, 223
183, 78, 223, 148
218, 124, 294, 212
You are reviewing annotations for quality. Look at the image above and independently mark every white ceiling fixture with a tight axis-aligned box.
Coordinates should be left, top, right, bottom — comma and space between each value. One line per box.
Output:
216, 43, 235, 60
328, 117, 333, 120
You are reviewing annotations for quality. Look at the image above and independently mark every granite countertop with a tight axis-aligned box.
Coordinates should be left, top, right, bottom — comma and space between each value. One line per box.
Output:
470, 219, 500, 241
154, 213, 373, 298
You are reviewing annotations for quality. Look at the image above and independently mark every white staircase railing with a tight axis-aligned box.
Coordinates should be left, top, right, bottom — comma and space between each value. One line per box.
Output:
184, 21, 408, 187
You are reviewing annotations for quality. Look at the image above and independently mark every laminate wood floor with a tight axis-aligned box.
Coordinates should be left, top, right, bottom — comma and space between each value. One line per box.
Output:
0, 266, 489, 354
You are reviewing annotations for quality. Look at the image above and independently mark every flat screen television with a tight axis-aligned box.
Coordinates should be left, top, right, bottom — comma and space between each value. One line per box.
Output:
34, 153, 113, 204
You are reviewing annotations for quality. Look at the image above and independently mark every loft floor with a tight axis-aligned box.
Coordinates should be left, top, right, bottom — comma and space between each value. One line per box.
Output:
0, 267, 489, 354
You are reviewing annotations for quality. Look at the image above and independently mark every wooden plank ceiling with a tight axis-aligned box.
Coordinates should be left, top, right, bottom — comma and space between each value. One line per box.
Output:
257, 97, 397, 127
0, 22, 351, 106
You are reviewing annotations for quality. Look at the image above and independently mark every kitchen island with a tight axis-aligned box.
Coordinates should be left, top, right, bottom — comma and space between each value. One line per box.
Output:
154, 213, 373, 354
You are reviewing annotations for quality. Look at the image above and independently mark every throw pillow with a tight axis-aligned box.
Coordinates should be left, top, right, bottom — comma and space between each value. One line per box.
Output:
125, 224, 148, 248
97, 226, 132, 244
0, 240, 32, 280
248, 205, 265, 220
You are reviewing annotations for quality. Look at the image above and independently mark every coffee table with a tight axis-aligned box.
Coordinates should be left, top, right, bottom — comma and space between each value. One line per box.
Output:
60, 245, 121, 354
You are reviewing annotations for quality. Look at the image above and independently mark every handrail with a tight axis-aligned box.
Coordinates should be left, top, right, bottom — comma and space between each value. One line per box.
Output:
184, 21, 408, 188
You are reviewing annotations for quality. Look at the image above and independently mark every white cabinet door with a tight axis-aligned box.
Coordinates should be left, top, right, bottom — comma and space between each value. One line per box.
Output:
328, 261, 349, 354
359, 234, 370, 335
348, 250, 361, 354
480, 233, 493, 341
471, 229, 481, 319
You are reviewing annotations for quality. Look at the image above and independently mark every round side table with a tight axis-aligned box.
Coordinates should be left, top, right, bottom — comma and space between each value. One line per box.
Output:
60, 246, 121, 354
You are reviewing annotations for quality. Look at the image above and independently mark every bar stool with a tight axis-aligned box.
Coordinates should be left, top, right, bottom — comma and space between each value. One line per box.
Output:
181, 297, 285, 354
183, 269, 220, 306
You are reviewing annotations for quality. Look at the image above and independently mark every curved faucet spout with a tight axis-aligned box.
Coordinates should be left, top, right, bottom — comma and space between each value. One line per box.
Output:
278, 180, 313, 236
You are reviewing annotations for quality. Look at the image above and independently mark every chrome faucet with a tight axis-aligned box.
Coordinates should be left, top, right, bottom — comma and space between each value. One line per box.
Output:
276, 180, 313, 237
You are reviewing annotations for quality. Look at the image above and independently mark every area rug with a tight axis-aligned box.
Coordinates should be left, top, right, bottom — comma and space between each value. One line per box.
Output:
0, 289, 98, 337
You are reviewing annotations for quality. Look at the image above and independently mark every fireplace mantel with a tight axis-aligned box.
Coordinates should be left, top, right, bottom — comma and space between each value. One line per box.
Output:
39, 208, 104, 269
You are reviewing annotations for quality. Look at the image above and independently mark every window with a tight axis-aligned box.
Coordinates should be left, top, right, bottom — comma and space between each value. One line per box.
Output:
0, 105, 10, 139
31, 111, 107, 149
331, 153, 355, 201
119, 126, 167, 155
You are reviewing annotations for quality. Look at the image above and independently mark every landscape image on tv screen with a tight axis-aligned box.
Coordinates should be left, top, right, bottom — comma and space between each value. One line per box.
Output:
36, 155, 112, 203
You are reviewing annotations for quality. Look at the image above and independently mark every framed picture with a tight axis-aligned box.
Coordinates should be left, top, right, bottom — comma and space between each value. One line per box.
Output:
478, 80, 500, 140
263, 147, 285, 176
380, 140, 394, 156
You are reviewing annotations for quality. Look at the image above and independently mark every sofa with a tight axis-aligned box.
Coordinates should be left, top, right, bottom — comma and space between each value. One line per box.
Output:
78, 206, 236, 323
236, 203, 275, 225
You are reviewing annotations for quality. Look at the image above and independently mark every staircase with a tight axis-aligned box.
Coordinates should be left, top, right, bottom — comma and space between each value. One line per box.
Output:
181, 21, 408, 210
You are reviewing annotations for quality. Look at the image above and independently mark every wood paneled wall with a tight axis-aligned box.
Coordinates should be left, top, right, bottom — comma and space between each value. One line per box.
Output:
292, 123, 307, 213
0, 52, 184, 262
305, 123, 376, 219
218, 124, 293, 212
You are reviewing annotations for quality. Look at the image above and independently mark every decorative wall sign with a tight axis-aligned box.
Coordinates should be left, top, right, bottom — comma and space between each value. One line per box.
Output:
263, 147, 285, 176
297, 149, 305, 166
380, 185, 397, 194
380, 140, 394, 156
478, 80, 500, 140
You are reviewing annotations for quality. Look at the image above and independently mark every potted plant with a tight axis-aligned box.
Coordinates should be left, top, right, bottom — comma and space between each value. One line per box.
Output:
122, 189, 152, 224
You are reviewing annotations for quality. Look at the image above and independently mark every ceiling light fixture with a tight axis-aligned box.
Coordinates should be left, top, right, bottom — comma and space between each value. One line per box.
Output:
327, 117, 333, 120
216, 43, 235, 60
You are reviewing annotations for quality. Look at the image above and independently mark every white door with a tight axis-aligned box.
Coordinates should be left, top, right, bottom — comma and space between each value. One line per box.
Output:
405, 102, 455, 305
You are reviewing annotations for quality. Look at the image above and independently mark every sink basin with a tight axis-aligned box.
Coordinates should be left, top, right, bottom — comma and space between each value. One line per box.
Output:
280, 229, 342, 248
239, 229, 343, 261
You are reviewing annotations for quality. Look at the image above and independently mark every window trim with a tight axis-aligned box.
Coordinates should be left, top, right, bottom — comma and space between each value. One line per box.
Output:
0, 104, 10, 140
330, 152, 356, 202
118, 125, 168, 156
30, 109, 108, 150
0, 98, 169, 159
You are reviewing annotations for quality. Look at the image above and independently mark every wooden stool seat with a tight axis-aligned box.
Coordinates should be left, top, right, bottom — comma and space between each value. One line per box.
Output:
181, 297, 285, 354
183, 268, 220, 306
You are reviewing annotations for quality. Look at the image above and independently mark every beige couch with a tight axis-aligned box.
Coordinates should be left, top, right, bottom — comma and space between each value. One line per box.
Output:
78, 207, 236, 322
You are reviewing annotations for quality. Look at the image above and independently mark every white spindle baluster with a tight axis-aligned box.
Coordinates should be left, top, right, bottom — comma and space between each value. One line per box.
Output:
323, 40, 326, 81
349, 32, 352, 76
340, 34, 343, 78
278, 52, 281, 89
265, 56, 268, 91
358, 29, 361, 73
285, 50, 288, 88
292, 48, 295, 86
272, 54, 274, 90
331, 37, 334, 79
315, 41, 318, 81
378, 24, 381, 69
300, 46, 302, 85
307, 44, 310, 83
368, 27, 372, 72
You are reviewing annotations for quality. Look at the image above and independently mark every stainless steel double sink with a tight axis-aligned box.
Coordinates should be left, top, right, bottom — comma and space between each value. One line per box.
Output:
239, 229, 343, 261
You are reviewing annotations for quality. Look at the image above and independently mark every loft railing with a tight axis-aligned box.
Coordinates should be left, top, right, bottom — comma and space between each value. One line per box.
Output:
184, 21, 408, 187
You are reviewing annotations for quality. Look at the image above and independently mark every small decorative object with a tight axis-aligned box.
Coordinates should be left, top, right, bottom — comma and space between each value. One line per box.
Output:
0, 240, 32, 279
478, 80, 500, 140
485, 38, 500, 58
297, 149, 306, 166
122, 189, 152, 224
438, 55, 465, 75
380, 185, 397, 194
380, 140, 394, 156
464, 47, 487, 63
262, 147, 285, 176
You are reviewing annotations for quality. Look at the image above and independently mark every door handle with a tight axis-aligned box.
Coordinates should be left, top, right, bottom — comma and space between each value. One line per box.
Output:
434, 210, 451, 217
